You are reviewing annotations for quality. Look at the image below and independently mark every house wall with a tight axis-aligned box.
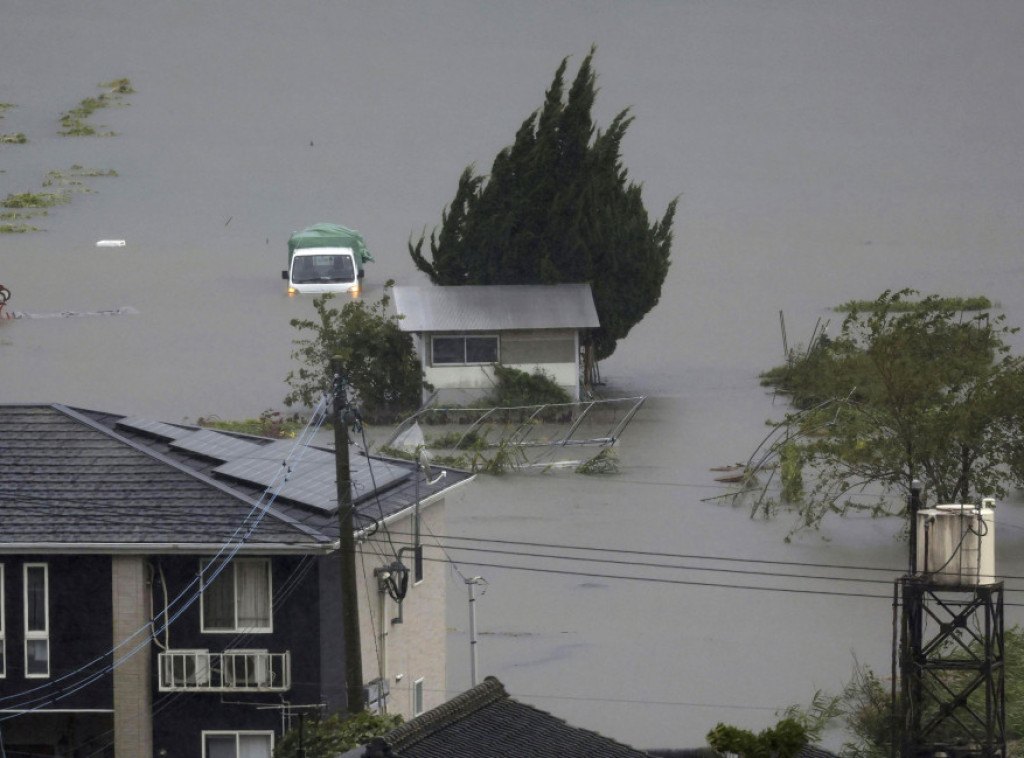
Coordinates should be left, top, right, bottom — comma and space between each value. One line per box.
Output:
150, 553, 321, 758
318, 500, 447, 720
356, 500, 448, 718
0, 555, 114, 753
112, 554, 152, 757
421, 329, 582, 403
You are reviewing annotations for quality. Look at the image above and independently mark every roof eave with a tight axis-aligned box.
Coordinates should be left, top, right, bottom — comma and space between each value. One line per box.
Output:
0, 542, 334, 555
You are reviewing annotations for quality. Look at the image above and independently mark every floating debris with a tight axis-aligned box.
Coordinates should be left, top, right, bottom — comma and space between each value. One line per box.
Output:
12, 306, 138, 319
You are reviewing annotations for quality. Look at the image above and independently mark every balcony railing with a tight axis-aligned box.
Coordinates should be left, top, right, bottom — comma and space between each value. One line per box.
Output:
158, 649, 291, 692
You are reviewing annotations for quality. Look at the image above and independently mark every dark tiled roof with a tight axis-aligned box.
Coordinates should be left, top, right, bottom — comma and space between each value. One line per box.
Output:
0, 404, 472, 552
368, 677, 654, 758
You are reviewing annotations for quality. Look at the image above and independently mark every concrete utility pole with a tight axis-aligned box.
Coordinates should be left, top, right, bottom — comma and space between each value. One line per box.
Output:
333, 361, 365, 714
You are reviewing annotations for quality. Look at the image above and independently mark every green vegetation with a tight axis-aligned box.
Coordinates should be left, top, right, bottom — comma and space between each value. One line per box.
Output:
755, 289, 1024, 534
784, 626, 1024, 757
273, 711, 402, 758
0, 103, 13, 117
196, 409, 305, 439
576, 447, 618, 474
409, 46, 676, 376
486, 365, 571, 407
59, 78, 134, 136
833, 295, 992, 313
1, 191, 70, 209
0, 132, 26, 144
284, 284, 429, 424
1, 165, 118, 233
707, 718, 809, 758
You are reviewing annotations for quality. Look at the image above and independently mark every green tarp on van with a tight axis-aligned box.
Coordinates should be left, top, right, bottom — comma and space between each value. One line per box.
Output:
287, 223, 374, 268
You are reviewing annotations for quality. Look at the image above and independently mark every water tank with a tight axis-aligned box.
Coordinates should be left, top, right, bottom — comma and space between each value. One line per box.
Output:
915, 500, 996, 585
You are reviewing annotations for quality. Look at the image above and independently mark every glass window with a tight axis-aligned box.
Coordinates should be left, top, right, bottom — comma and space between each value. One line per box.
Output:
0, 564, 5, 678
24, 564, 48, 678
203, 732, 272, 758
465, 337, 498, 363
431, 335, 498, 365
201, 559, 272, 633
414, 677, 425, 715
431, 337, 465, 365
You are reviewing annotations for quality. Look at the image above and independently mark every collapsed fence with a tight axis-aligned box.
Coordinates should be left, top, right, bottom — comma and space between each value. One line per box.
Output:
378, 396, 647, 473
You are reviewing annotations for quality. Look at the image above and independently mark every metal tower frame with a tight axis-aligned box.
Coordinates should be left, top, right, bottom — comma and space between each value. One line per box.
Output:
899, 578, 1006, 758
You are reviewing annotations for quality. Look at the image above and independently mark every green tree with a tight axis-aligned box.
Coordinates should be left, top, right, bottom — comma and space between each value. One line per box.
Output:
284, 284, 429, 423
409, 47, 677, 374
754, 289, 1024, 532
707, 718, 809, 758
273, 711, 402, 758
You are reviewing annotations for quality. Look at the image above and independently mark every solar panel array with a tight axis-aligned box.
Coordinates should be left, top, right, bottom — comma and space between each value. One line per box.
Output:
118, 417, 193, 441
116, 418, 412, 513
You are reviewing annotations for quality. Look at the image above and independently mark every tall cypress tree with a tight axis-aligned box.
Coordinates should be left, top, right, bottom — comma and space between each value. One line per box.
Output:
409, 47, 677, 366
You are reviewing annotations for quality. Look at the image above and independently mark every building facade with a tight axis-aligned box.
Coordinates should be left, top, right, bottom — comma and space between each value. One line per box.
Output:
0, 404, 472, 757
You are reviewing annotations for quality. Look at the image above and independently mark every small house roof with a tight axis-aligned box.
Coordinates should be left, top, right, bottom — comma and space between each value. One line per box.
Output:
350, 676, 654, 758
392, 284, 600, 332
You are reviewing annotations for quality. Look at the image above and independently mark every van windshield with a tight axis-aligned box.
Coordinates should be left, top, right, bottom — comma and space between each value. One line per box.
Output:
291, 254, 356, 284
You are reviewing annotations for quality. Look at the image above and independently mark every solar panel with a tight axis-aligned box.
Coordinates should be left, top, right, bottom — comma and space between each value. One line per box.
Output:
118, 417, 415, 513
170, 429, 265, 461
213, 443, 411, 512
117, 417, 194, 441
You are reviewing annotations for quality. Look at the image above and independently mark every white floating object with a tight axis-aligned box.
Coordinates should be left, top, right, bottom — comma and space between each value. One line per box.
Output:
96, 239, 126, 247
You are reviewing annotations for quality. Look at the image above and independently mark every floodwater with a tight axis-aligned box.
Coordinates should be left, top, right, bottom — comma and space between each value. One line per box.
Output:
3, 0, 1024, 750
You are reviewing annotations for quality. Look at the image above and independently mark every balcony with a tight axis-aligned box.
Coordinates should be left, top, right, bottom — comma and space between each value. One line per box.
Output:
158, 649, 291, 692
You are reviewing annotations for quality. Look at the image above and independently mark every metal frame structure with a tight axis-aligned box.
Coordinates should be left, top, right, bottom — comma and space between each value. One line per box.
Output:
899, 578, 1006, 758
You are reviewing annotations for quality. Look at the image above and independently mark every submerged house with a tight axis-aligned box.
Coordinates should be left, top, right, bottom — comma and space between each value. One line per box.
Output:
0, 404, 473, 758
391, 284, 601, 405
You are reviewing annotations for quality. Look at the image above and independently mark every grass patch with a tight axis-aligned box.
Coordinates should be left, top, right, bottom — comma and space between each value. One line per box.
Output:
59, 78, 133, 137
1, 133, 27, 144
1, 222, 41, 234
833, 296, 993, 313
195, 410, 306, 439
1, 191, 70, 209
0, 104, 13, 118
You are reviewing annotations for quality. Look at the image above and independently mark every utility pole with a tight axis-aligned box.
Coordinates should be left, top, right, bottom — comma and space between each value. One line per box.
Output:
333, 360, 365, 714
466, 576, 484, 687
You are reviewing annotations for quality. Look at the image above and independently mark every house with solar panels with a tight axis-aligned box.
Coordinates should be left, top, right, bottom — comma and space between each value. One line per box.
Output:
391, 284, 601, 404
0, 404, 474, 758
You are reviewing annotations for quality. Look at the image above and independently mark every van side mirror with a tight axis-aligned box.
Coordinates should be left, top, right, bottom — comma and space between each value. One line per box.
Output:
281, 270, 288, 280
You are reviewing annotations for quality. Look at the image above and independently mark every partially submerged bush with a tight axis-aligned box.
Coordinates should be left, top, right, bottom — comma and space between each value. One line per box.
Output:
486, 364, 571, 407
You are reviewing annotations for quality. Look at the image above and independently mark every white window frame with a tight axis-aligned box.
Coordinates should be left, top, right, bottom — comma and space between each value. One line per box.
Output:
201, 730, 274, 758
23, 563, 49, 679
430, 334, 499, 366
413, 677, 425, 715
200, 558, 273, 634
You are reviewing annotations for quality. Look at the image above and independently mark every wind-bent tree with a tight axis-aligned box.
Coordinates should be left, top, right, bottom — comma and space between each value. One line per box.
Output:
284, 284, 428, 423
754, 289, 1024, 532
409, 47, 677, 377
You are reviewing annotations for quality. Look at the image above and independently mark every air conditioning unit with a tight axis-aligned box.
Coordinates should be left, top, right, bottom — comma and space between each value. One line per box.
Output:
916, 500, 997, 585
223, 650, 272, 687
161, 650, 211, 688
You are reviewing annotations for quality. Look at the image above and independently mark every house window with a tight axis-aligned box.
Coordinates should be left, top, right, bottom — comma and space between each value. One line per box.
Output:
24, 564, 48, 678
431, 335, 498, 365
203, 731, 273, 758
201, 559, 272, 633
413, 677, 425, 715
0, 564, 5, 678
